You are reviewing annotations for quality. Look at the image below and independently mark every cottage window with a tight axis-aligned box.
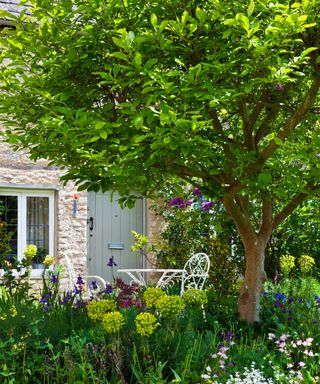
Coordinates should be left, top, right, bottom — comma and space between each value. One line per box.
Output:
0, 190, 54, 275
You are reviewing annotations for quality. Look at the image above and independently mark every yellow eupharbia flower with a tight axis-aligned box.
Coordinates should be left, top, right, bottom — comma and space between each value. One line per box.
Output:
135, 312, 159, 337
299, 254, 315, 275
279, 254, 295, 276
156, 295, 185, 318
87, 299, 117, 321
143, 287, 165, 308
43, 255, 55, 267
182, 288, 208, 307
23, 244, 37, 259
101, 311, 125, 334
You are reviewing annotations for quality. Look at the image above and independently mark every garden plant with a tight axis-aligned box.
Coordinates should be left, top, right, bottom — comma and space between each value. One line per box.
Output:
0, 238, 320, 383
2, 0, 320, 322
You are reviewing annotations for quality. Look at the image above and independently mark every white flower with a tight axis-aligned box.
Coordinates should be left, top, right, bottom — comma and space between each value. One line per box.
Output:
268, 333, 276, 340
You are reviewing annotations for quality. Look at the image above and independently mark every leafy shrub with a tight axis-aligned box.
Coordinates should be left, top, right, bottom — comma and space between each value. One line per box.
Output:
151, 188, 243, 294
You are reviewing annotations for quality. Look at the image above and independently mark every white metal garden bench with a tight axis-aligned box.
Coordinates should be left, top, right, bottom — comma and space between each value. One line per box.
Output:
64, 255, 107, 296
118, 252, 210, 295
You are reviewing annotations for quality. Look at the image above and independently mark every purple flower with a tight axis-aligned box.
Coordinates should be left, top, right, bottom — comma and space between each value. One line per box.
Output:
274, 300, 283, 308
192, 187, 202, 197
202, 201, 214, 211
168, 197, 184, 206
275, 84, 283, 91
107, 256, 117, 267
275, 292, 286, 300
90, 280, 98, 290
76, 275, 85, 285
40, 295, 47, 304
102, 284, 113, 294
50, 274, 59, 284
73, 286, 81, 295
288, 297, 294, 304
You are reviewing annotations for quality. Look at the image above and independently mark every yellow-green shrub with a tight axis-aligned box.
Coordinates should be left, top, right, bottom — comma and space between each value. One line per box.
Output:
86, 299, 117, 321
135, 312, 159, 337
155, 295, 185, 318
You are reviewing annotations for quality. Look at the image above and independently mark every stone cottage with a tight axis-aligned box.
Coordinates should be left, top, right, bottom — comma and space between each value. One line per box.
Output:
0, 0, 161, 287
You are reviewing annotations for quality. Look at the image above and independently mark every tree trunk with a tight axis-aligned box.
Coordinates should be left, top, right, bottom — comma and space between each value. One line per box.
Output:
238, 240, 268, 323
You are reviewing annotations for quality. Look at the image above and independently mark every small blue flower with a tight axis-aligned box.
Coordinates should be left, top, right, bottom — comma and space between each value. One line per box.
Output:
288, 297, 294, 304
274, 300, 282, 308
275, 292, 286, 300
74, 286, 81, 295
90, 280, 98, 290
102, 284, 113, 294
107, 256, 117, 267
76, 275, 85, 285
50, 274, 59, 284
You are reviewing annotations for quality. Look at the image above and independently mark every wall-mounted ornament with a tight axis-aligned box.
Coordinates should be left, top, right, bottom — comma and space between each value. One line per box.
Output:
72, 193, 80, 217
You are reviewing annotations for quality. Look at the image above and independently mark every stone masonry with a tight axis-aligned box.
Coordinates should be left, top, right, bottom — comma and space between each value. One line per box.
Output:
0, 133, 88, 286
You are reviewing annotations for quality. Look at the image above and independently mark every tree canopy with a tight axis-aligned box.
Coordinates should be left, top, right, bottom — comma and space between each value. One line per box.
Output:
1, 0, 320, 322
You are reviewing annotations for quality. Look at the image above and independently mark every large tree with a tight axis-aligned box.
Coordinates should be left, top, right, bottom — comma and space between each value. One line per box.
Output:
1, 0, 320, 322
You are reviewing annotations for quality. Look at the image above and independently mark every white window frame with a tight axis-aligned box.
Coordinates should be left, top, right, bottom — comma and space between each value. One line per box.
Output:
0, 189, 55, 277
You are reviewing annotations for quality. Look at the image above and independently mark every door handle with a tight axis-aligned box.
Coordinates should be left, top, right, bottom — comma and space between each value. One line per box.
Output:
87, 217, 94, 231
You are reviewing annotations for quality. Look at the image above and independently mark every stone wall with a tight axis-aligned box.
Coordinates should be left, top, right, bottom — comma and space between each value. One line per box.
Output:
0, 136, 88, 287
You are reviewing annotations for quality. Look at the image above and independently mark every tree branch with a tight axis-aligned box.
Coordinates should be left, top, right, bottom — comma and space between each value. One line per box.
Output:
272, 183, 319, 228
254, 108, 279, 146
222, 195, 257, 244
239, 98, 254, 150
208, 109, 236, 183
259, 195, 273, 241
226, 76, 320, 198
248, 89, 270, 134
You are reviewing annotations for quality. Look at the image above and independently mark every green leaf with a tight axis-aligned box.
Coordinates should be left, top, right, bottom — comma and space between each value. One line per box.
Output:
112, 37, 126, 50
111, 165, 122, 175
110, 52, 129, 61
150, 13, 157, 28
247, 0, 255, 17
99, 130, 108, 139
196, 7, 207, 22
258, 173, 272, 187
301, 47, 318, 58
126, 31, 135, 45
134, 52, 142, 67
95, 121, 105, 130
134, 116, 144, 129
133, 135, 145, 143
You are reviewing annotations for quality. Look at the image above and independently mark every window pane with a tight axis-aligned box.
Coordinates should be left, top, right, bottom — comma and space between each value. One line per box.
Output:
27, 197, 49, 265
0, 195, 18, 261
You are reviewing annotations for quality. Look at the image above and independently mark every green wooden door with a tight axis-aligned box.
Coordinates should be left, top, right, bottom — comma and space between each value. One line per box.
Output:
87, 192, 145, 284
